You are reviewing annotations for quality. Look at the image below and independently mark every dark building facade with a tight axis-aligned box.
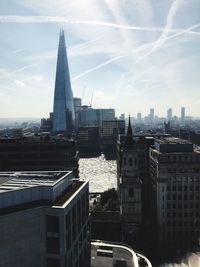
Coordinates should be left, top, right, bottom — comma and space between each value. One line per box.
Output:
149, 137, 200, 255
0, 136, 79, 177
77, 126, 101, 152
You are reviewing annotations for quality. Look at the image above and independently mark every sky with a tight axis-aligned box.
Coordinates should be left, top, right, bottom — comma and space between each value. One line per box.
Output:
0, 0, 200, 118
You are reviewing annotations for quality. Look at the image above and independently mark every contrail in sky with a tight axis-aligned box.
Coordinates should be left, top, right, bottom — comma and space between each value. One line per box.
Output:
136, 0, 185, 62
72, 23, 200, 81
0, 15, 199, 36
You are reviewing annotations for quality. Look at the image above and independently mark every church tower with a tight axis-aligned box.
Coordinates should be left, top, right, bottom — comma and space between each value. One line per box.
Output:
117, 116, 142, 242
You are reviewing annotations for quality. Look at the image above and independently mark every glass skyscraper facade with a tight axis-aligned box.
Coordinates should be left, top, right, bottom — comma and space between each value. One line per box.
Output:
53, 30, 75, 133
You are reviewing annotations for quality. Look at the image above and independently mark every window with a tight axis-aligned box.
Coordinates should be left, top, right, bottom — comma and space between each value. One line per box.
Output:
46, 258, 60, 267
129, 187, 134, 197
129, 157, 133, 166
46, 237, 60, 254
124, 157, 126, 165
46, 216, 59, 233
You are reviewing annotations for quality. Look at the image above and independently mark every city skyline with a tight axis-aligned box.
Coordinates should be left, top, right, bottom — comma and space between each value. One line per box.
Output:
0, 0, 200, 117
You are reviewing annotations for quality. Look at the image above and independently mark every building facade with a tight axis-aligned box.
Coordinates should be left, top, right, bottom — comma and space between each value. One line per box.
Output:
73, 98, 82, 130
80, 107, 115, 127
0, 136, 79, 177
149, 137, 200, 251
53, 30, 75, 133
102, 120, 125, 149
0, 171, 89, 267
77, 126, 101, 152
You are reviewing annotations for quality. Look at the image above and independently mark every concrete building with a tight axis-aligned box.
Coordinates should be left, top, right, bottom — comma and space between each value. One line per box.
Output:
0, 136, 79, 177
149, 137, 200, 251
101, 120, 125, 150
53, 30, 75, 133
0, 171, 89, 267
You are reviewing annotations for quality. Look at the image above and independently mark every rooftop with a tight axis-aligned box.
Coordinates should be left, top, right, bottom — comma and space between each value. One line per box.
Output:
0, 171, 73, 209
155, 137, 191, 145
91, 240, 152, 267
0, 171, 70, 192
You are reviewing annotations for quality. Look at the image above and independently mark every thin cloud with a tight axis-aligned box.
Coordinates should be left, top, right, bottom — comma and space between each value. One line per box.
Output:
72, 22, 200, 81
0, 15, 199, 36
137, 0, 186, 62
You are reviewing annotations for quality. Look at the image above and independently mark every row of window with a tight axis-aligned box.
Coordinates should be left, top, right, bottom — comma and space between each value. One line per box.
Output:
165, 203, 199, 209
167, 168, 200, 174
164, 185, 199, 191
166, 193, 199, 200
163, 211, 199, 218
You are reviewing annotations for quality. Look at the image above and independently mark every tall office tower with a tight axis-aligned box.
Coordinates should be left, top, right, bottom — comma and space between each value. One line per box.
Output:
181, 107, 185, 122
73, 97, 82, 130
117, 117, 142, 242
53, 30, 75, 133
137, 112, 142, 123
149, 108, 154, 123
0, 171, 89, 267
167, 108, 172, 121
149, 137, 200, 253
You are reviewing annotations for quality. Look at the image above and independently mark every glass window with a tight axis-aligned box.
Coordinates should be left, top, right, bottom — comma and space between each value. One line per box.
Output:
124, 157, 126, 165
129, 187, 134, 197
46, 237, 60, 254
129, 157, 133, 166
46, 216, 59, 233
46, 258, 60, 267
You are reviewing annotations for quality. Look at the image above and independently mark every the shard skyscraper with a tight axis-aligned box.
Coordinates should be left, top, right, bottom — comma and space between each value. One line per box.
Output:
53, 30, 75, 133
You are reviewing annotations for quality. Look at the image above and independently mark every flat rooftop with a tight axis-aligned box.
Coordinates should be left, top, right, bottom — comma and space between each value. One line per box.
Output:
155, 137, 191, 145
0, 171, 73, 209
0, 171, 70, 192
154, 137, 193, 153
91, 240, 152, 267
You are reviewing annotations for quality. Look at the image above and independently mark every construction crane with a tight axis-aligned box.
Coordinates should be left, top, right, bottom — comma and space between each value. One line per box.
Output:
89, 90, 94, 108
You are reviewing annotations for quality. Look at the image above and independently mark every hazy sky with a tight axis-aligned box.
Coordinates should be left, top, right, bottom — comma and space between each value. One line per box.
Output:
0, 0, 200, 118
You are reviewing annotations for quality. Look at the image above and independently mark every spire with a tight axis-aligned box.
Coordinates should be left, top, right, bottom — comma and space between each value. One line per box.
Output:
127, 114, 133, 138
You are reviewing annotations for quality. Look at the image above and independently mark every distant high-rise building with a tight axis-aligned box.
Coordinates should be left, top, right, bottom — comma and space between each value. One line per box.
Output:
80, 107, 115, 127
149, 108, 154, 123
119, 113, 125, 120
53, 30, 75, 133
137, 112, 142, 123
101, 120, 125, 148
73, 97, 82, 130
167, 108, 172, 121
181, 107, 185, 122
